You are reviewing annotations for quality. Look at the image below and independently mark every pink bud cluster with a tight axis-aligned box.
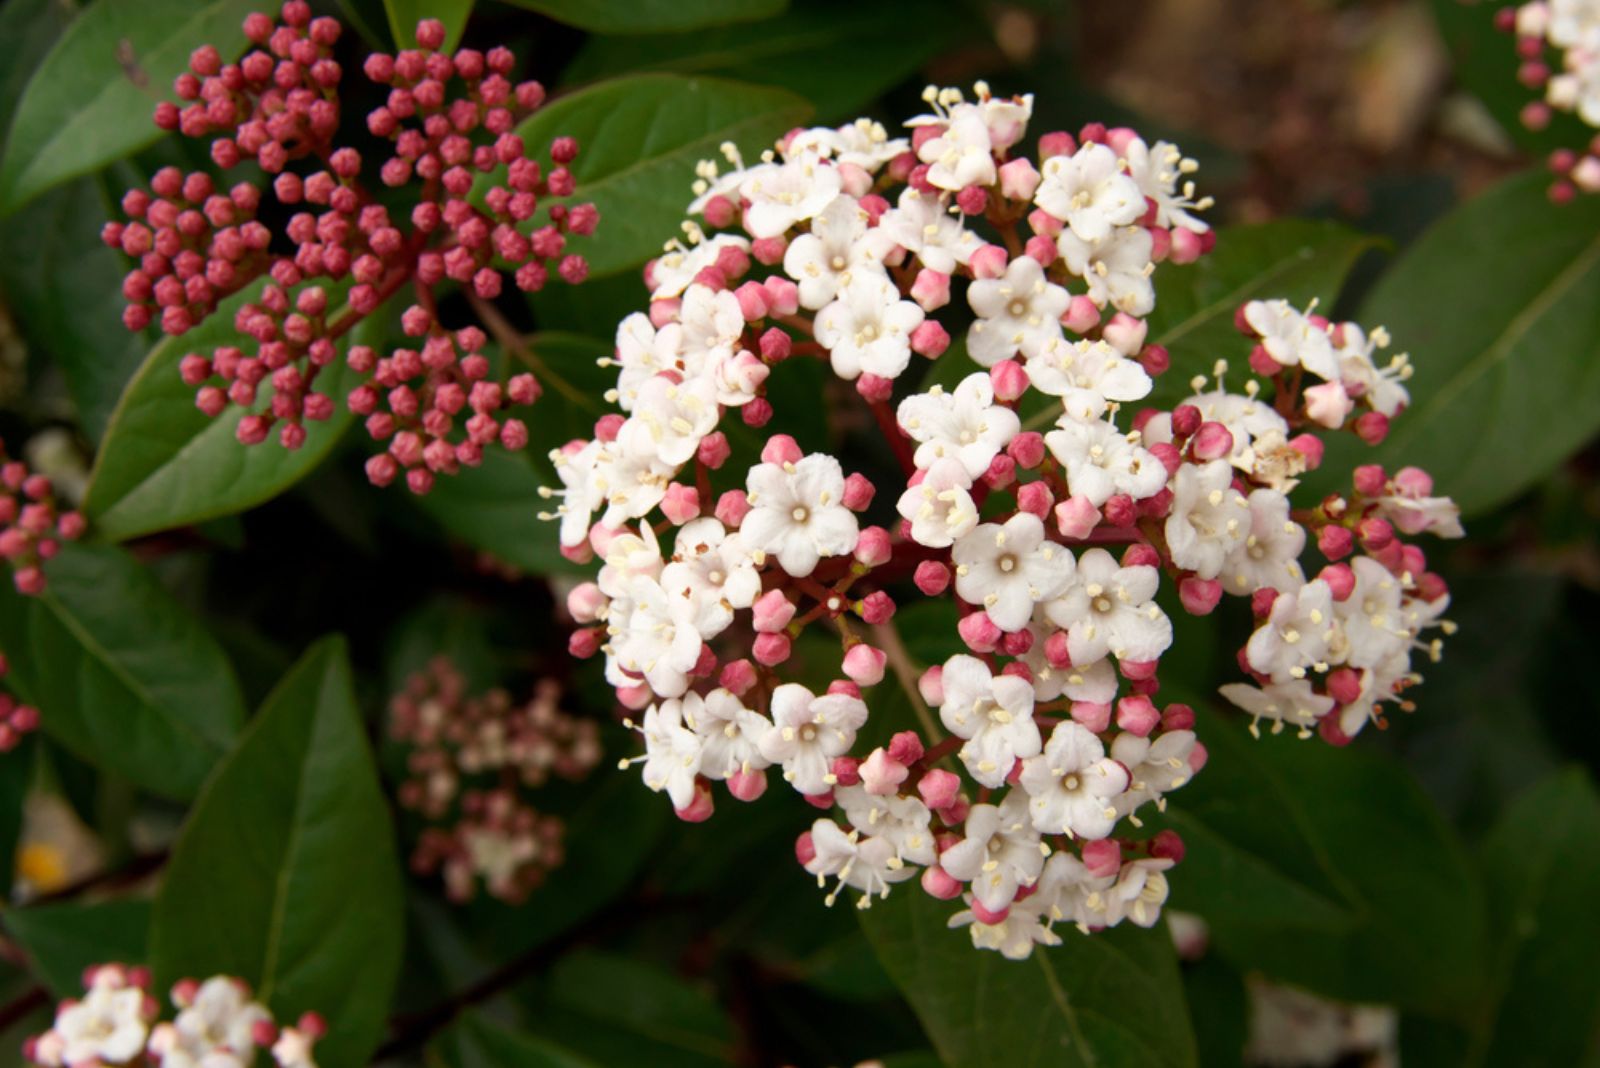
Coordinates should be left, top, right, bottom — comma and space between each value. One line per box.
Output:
1496, 1, 1600, 200
0, 654, 39, 752
549, 85, 1464, 956
0, 454, 85, 596
25, 967, 325, 1068
104, 3, 598, 491
389, 659, 602, 903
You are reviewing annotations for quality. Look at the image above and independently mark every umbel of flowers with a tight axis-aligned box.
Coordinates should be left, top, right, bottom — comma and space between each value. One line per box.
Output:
549, 83, 1463, 960
102, 3, 596, 494
1499, 0, 1600, 198
389, 659, 602, 903
26, 966, 325, 1068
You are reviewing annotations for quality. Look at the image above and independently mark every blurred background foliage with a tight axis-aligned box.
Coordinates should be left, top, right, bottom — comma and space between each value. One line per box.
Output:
0, 0, 1596, 1065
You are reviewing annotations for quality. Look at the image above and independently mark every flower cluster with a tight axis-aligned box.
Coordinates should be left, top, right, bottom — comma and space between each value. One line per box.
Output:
103, 3, 596, 491
0, 450, 85, 596
1499, 0, 1600, 198
25, 967, 325, 1068
549, 83, 1460, 959
389, 659, 602, 903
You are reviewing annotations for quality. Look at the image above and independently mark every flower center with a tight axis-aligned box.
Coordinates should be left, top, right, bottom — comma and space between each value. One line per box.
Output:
1008, 298, 1028, 317
1061, 772, 1082, 792
799, 723, 819, 743
791, 506, 810, 523
830, 254, 847, 270
998, 553, 1018, 573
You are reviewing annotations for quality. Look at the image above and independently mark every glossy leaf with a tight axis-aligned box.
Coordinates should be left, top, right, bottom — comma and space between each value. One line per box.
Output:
564, 0, 980, 121
1155, 708, 1489, 1014
497, 0, 785, 34
84, 284, 363, 541
0, 543, 243, 800
506, 74, 810, 277
383, 0, 474, 50
859, 890, 1197, 1068
433, 1012, 599, 1068
0, 0, 72, 134
407, 448, 585, 576
151, 638, 404, 1068
1329, 171, 1600, 516
0, 0, 256, 214
6, 899, 152, 998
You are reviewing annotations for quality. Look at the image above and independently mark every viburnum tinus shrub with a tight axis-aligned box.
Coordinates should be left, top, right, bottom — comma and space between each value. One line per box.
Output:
1498, 0, 1600, 198
543, 83, 1465, 959
100, 2, 596, 496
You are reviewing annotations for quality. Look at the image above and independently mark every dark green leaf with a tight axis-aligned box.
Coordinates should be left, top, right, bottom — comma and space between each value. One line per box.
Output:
1329, 171, 1600, 516
0, 0, 257, 214
497, 0, 785, 34
383, 0, 474, 50
1157, 708, 1489, 1014
505, 74, 810, 277
6, 899, 151, 999
563, 0, 981, 122
0, 0, 73, 136
0, 543, 243, 800
433, 1012, 600, 1068
1464, 768, 1600, 1066
151, 637, 404, 1068
860, 890, 1198, 1068
83, 284, 363, 541
1182, 954, 1248, 1068
407, 448, 584, 576
0, 735, 33, 891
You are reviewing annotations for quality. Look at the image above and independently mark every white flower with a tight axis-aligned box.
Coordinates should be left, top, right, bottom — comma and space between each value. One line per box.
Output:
1120, 137, 1209, 233
594, 444, 675, 528
1141, 389, 1291, 477
661, 518, 761, 639
1043, 547, 1172, 665
1025, 338, 1152, 412
1376, 491, 1463, 540
896, 458, 980, 548
814, 272, 925, 380
1057, 225, 1156, 315
271, 1027, 318, 1068
1035, 143, 1145, 243
1032, 849, 1116, 931
649, 234, 750, 299
152, 977, 271, 1068
1331, 556, 1410, 671
1219, 679, 1333, 737
1246, 579, 1338, 683
678, 283, 745, 359
1243, 300, 1338, 379
1019, 721, 1130, 838
1043, 417, 1167, 506
597, 522, 663, 600
543, 439, 603, 548
1111, 730, 1197, 817
1335, 324, 1411, 416
782, 195, 892, 310
877, 188, 981, 273
759, 683, 869, 795
1100, 857, 1173, 928
938, 791, 1045, 911
965, 256, 1071, 365
739, 152, 842, 238
51, 981, 149, 1067
611, 312, 680, 410
1019, 627, 1121, 702
607, 575, 702, 697
952, 513, 1075, 632
805, 819, 916, 904
1220, 488, 1307, 596
938, 654, 1042, 788
614, 375, 719, 467
788, 119, 908, 171
1165, 459, 1251, 579
636, 698, 702, 808
837, 785, 936, 865
896, 372, 1020, 478
916, 108, 997, 190
947, 894, 1062, 959
684, 688, 771, 781
741, 454, 859, 576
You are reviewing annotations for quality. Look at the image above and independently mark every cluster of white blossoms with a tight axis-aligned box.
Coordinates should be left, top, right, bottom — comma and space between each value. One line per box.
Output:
27, 968, 324, 1068
1505, 0, 1600, 196
549, 85, 1462, 959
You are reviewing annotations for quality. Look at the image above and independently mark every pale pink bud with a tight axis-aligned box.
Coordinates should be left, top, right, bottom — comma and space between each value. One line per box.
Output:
1188, 741, 1209, 774
1016, 480, 1053, 518
914, 560, 950, 595
1116, 695, 1160, 736
649, 298, 680, 328
660, 483, 700, 524
970, 244, 1008, 279
727, 767, 767, 801
750, 235, 787, 265
1355, 411, 1389, 444
1319, 562, 1356, 601
838, 160, 874, 197
1070, 700, 1111, 732
917, 664, 945, 707
843, 643, 887, 686
1353, 464, 1387, 497
958, 610, 1001, 651
1055, 495, 1100, 539
855, 372, 895, 402
696, 432, 731, 469
921, 865, 963, 899
918, 768, 961, 810
983, 453, 1016, 489
720, 658, 758, 695
857, 591, 895, 624
1303, 381, 1353, 428
910, 268, 951, 311
1392, 465, 1433, 497
969, 899, 1010, 925
1120, 658, 1158, 681
998, 157, 1041, 200
1179, 576, 1222, 615
675, 780, 715, 822
752, 631, 791, 666
618, 683, 653, 710
566, 582, 605, 623
1044, 629, 1072, 668
1123, 543, 1161, 569
1038, 130, 1076, 158
761, 433, 803, 466
1027, 207, 1064, 238
752, 589, 796, 632
859, 747, 909, 795
853, 524, 891, 566
1024, 233, 1057, 265
1007, 431, 1046, 469
1169, 226, 1204, 264
1081, 838, 1122, 878
989, 359, 1029, 401
841, 473, 877, 512
715, 489, 750, 527
909, 320, 949, 358
1102, 312, 1148, 355
1162, 703, 1196, 731
1063, 294, 1101, 334
1288, 432, 1324, 469
939, 795, 970, 825
795, 830, 817, 866
1191, 421, 1235, 461
763, 276, 799, 316
734, 280, 769, 321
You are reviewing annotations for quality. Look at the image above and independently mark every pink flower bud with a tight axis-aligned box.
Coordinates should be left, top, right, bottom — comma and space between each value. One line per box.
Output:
1317, 524, 1354, 561
958, 610, 1001, 652
983, 453, 1016, 489
843, 643, 888, 687
752, 631, 791, 666
1055, 495, 1100, 539
1355, 411, 1390, 445
910, 268, 951, 311
1286, 433, 1324, 469
660, 483, 700, 525
1162, 703, 1196, 731
999, 157, 1042, 200
840, 473, 877, 512
763, 276, 800, 316
649, 298, 680, 328
970, 899, 1010, 925
857, 590, 895, 624
750, 236, 787, 265
1303, 381, 1353, 428
568, 627, 601, 658
1038, 130, 1076, 159
795, 830, 817, 867
955, 184, 988, 215
909, 320, 950, 359
727, 767, 768, 801
1352, 464, 1387, 498
921, 864, 964, 899
913, 560, 950, 596
752, 589, 796, 632
760, 434, 803, 466
734, 280, 769, 320
1102, 493, 1136, 528
989, 359, 1029, 401
918, 768, 961, 810
720, 658, 758, 695
566, 582, 605, 623
887, 731, 924, 765
918, 664, 945, 707
853, 525, 891, 566
1359, 517, 1395, 551
1016, 480, 1053, 519
1102, 313, 1148, 355
860, 747, 909, 795
1023, 233, 1057, 265
1006, 431, 1046, 469
617, 683, 652, 710
1179, 576, 1222, 615
970, 244, 1008, 279
1082, 838, 1122, 878
855, 372, 895, 402
1063, 294, 1100, 334
830, 755, 862, 786
1169, 226, 1204, 264
696, 431, 731, 469
715, 489, 750, 527
1116, 695, 1160, 736
1191, 421, 1235, 461
1319, 563, 1356, 601
1150, 829, 1185, 863
675, 780, 715, 822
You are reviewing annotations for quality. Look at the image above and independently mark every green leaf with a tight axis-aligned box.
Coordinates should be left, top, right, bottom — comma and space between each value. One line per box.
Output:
1328, 171, 1600, 517
407, 448, 584, 576
434, 1012, 600, 1068
0, 175, 150, 442
83, 283, 363, 541
497, 0, 785, 34
151, 637, 404, 1068
0, 0, 257, 214
0, 735, 34, 891
383, 0, 474, 50
6, 899, 152, 999
1463, 768, 1600, 1066
563, 0, 981, 122
859, 891, 1198, 1068
1155, 708, 1489, 1014
505, 74, 810, 278
0, 543, 243, 800
0, 0, 73, 136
